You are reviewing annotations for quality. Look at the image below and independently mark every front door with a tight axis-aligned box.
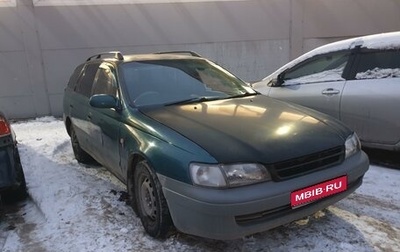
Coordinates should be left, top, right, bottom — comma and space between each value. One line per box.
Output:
269, 51, 351, 120
89, 63, 123, 177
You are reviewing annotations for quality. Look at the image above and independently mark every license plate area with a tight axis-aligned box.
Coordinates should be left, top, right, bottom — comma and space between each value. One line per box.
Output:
291, 176, 347, 208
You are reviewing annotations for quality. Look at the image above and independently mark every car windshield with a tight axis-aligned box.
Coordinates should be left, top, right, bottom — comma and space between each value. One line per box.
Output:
120, 59, 256, 107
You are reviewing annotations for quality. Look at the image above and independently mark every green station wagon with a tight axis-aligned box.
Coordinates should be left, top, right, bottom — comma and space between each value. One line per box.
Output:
63, 51, 369, 240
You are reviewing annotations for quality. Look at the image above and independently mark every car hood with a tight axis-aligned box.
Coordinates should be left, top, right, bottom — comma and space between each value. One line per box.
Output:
140, 95, 351, 164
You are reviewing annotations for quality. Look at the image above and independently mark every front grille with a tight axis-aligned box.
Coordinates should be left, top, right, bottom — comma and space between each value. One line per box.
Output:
267, 146, 344, 181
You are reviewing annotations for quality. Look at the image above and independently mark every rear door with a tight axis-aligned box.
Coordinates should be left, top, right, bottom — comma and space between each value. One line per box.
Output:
268, 51, 351, 119
69, 63, 100, 154
340, 49, 400, 146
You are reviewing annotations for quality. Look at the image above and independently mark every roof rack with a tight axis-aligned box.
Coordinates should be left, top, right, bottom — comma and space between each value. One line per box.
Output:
86, 51, 124, 61
154, 51, 202, 57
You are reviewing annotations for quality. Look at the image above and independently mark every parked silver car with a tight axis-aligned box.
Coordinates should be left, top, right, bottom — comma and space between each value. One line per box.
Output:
253, 31, 400, 151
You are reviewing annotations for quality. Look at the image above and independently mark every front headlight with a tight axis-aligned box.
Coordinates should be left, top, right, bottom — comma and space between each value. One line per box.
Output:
345, 132, 361, 158
190, 163, 271, 188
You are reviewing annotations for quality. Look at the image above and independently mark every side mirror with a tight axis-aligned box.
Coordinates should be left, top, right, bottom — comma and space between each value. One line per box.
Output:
277, 73, 285, 85
270, 73, 285, 87
89, 94, 120, 110
270, 78, 279, 87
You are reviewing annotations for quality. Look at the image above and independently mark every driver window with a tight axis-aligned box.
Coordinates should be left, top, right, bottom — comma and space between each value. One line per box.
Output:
91, 63, 117, 96
284, 51, 350, 85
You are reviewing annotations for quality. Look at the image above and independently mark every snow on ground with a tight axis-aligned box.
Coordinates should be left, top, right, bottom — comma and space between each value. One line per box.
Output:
1, 117, 400, 252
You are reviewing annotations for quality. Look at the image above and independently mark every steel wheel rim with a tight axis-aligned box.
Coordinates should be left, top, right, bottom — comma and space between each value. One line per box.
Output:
140, 177, 157, 220
71, 130, 79, 150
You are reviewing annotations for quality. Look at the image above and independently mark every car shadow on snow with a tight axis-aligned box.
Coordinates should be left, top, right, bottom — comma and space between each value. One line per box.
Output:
169, 208, 375, 251
362, 147, 400, 169
0, 195, 37, 250
0, 197, 28, 230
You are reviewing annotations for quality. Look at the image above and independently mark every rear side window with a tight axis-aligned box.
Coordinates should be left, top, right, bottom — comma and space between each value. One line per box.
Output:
283, 51, 350, 84
76, 63, 100, 97
67, 64, 84, 89
354, 50, 400, 79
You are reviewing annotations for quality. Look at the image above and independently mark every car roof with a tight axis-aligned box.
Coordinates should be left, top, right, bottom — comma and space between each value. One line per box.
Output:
123, 53, 203, 62
85, 51, 204, 64
310, 31, 400, 55
262, 31, 400, 81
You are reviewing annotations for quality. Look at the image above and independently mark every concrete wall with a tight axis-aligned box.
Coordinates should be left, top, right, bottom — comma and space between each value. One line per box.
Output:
1, 0, 399, 119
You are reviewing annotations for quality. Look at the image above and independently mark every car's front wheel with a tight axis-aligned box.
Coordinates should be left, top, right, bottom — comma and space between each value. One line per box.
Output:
134, 160, 173, 238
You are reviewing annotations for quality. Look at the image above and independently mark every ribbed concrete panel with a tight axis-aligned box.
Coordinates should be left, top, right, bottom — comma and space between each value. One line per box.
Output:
0, 52, 31, 96
34, 0, 290, 49
0, 96, 37, 119
0, 8, 24, 50
303, 0, 400, 38
0, 0, 16, 7
33, 0, 245, 6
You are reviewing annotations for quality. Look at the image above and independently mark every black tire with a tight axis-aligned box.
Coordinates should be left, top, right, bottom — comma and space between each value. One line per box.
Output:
127, 168, 139, 216
70, 126, 93, 163
11, 162, 27, 200
1, 157, 27, 203
134, 160, 173, 238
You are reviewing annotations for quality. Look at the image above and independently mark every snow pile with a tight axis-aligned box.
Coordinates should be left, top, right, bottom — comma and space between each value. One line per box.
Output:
356, 68, 400, 79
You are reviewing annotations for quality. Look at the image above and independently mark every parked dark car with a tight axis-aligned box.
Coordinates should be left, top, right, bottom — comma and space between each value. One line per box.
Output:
63, 51, 369, 240
0, 111, 26, 202
252, 31, 400, 151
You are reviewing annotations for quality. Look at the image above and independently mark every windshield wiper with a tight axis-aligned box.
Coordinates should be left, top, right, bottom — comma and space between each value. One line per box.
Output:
228, 92, 258, 99
165, 96, 221, 106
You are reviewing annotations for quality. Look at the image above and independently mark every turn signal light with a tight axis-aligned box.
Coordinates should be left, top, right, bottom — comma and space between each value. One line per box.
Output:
0, 117, 11, 136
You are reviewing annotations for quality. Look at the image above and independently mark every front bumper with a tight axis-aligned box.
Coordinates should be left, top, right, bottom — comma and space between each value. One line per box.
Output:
158, 151, 369, 240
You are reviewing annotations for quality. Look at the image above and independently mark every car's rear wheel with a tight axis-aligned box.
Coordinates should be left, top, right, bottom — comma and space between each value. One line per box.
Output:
70, 126, 93, 164
134, 160, 173, 238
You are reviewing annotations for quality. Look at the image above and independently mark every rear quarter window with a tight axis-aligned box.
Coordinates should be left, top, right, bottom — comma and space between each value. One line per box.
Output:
67, 64, 85, 90
354, 50, 400, 79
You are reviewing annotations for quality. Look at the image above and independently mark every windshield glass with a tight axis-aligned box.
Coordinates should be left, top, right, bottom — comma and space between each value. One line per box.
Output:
120, 59, 255, 106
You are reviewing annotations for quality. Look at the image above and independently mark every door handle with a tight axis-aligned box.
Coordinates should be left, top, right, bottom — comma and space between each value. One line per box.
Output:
321, 88, 340, 95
